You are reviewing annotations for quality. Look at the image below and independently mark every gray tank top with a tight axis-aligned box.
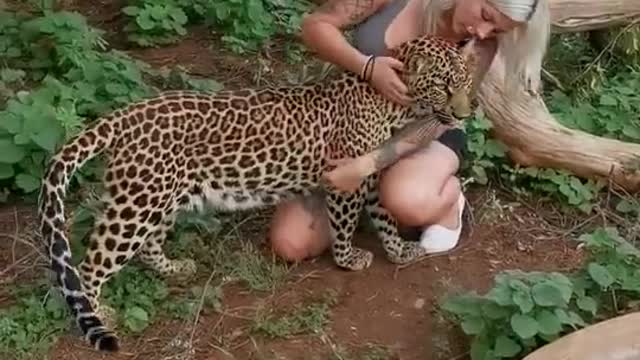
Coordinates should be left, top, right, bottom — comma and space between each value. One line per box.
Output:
351, 0, 410, 56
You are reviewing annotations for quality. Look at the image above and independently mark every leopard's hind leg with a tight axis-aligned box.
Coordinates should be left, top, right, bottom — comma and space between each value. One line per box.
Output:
362, 175, 428, 265
77, 203, 164, 326
136, 208, 196, 283
325, 187, 373, 271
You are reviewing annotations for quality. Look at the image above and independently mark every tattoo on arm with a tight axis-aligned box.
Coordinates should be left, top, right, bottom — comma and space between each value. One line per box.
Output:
370, 113, 456, 172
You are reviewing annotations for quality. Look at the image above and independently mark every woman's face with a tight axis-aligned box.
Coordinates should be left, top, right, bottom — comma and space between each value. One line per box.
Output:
450, 0, 522, 40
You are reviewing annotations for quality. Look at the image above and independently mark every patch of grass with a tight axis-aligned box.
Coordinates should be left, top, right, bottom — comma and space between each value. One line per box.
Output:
329, 344, 396, 360
0, 287, 69, 360
253, 292, 338, 339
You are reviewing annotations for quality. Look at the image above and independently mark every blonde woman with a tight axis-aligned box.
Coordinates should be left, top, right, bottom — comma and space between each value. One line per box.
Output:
268, 0, 550, 262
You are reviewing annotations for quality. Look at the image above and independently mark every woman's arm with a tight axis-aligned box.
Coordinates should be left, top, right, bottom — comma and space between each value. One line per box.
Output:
321, 39, 498, 193
300, 0, 391, 76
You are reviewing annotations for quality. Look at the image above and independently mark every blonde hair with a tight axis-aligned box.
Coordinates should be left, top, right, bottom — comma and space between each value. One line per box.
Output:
421, 0, 551, 94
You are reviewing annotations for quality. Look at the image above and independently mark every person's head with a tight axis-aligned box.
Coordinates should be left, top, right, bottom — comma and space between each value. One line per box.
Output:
422, 0, 550, 93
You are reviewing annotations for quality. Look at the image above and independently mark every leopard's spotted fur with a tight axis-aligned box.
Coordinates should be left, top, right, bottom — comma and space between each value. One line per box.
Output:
37, 35, 477, 352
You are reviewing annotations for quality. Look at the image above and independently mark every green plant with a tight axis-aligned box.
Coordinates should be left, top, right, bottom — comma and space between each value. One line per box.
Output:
440, 227, 640, 360
0, 7, 221, 199
122, 0, 189, 47
0, 289, 69, 359
253, 294, 336, 338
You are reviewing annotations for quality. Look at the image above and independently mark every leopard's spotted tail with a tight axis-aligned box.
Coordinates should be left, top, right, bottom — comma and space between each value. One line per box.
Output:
37, 117, 121, 352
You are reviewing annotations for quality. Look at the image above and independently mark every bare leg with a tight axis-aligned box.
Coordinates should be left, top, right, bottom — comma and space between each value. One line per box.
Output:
268, 194, 332, 262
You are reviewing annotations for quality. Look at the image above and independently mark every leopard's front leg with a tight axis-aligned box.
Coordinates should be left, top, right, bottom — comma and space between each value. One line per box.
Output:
325, 188, 372, 271
363, 175, 428, 264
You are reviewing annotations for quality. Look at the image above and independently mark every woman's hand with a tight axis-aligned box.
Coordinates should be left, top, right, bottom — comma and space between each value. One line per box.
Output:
322, 156, 372, 193
367, 56, 412, 106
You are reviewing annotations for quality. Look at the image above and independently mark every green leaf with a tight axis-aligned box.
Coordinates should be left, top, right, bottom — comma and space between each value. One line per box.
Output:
577, 296, 597, 316
599, 94, 617, 106
493, 335, 521, 357
484, 139, 507, 158
15, 173, 40, 192
486, 284, 513, 306
461, 316, 485, 335
0, 163, 14, 179
30, 123, 64, 153
470, 335, 492, 360
105, 82, 129, 95
512, 288, 534, 313
170, 9, 188, 25
0, 139, 26, 164
136, 13, 156, 30
622, 124, 640, 140
441, 295, 483, 316
124, 306, 150, 332
472, 165, 488, 185
122, 6, 140, 16
481, 302, 511, 320
531, 282, 566, 307
510, 313, 538, 339
536, 310, 563, 335
588, 263, 615, 288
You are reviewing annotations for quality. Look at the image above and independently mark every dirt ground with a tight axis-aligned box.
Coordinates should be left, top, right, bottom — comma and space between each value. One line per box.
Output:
0, 4, 589, 360
1, 186, 586, 360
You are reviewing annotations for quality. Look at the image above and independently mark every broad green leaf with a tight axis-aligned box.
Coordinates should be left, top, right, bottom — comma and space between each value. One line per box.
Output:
493, 335, 521, 357
0, 139, 26, 164
30, 122, 64, 153
512, 288, 534, 313
588, 263, 615, 288
122, 6, 140, 16
577, 296, 597, 316
470, 336, 492, 360
15, 173, 40, 193
531, 282, 566, 307
105, 82, 129, 95
0, 164, 14, 179
170, 9, 188, 24
136, 13, 156, 30
510, 313, 538, 339
461, 316, 485, 335
599, 94, 617, 106
481, 302, 511, 320
150, 5, 168, 20
536, 310, 563, 335
124, 306, 149, 332
622, 124, 640, 140
484, 139, 507, 158
486, 284, 513, 306
441, 295, 483, 316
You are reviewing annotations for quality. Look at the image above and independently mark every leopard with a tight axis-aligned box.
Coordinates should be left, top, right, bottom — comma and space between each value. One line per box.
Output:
37, 34, 478, 352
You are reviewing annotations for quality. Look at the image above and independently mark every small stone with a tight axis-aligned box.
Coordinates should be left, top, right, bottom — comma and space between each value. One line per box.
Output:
414, 298, 426, 309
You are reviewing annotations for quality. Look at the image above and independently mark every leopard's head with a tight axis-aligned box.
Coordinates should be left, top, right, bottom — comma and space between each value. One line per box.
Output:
391, 35, 479, 119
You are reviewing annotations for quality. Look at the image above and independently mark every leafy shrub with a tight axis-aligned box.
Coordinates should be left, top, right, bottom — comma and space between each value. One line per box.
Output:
0, 8, 221, 198
121, 0, 312, 54
441, 227, 640, 360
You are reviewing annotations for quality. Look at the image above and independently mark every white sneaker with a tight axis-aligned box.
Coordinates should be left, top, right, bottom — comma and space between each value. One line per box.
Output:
419, 193, 466, 254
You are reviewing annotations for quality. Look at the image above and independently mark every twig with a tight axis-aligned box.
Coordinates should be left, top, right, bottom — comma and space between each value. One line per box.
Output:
189, 269, 218, 346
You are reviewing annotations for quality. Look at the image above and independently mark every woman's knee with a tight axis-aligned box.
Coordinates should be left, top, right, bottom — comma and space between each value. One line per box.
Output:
379, 154, 461, 226
268, 198, 331, 262
381, 176, 460, 226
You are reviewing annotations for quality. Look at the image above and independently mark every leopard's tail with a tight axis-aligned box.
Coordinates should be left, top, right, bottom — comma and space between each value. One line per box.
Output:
37, 117, 121, 352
